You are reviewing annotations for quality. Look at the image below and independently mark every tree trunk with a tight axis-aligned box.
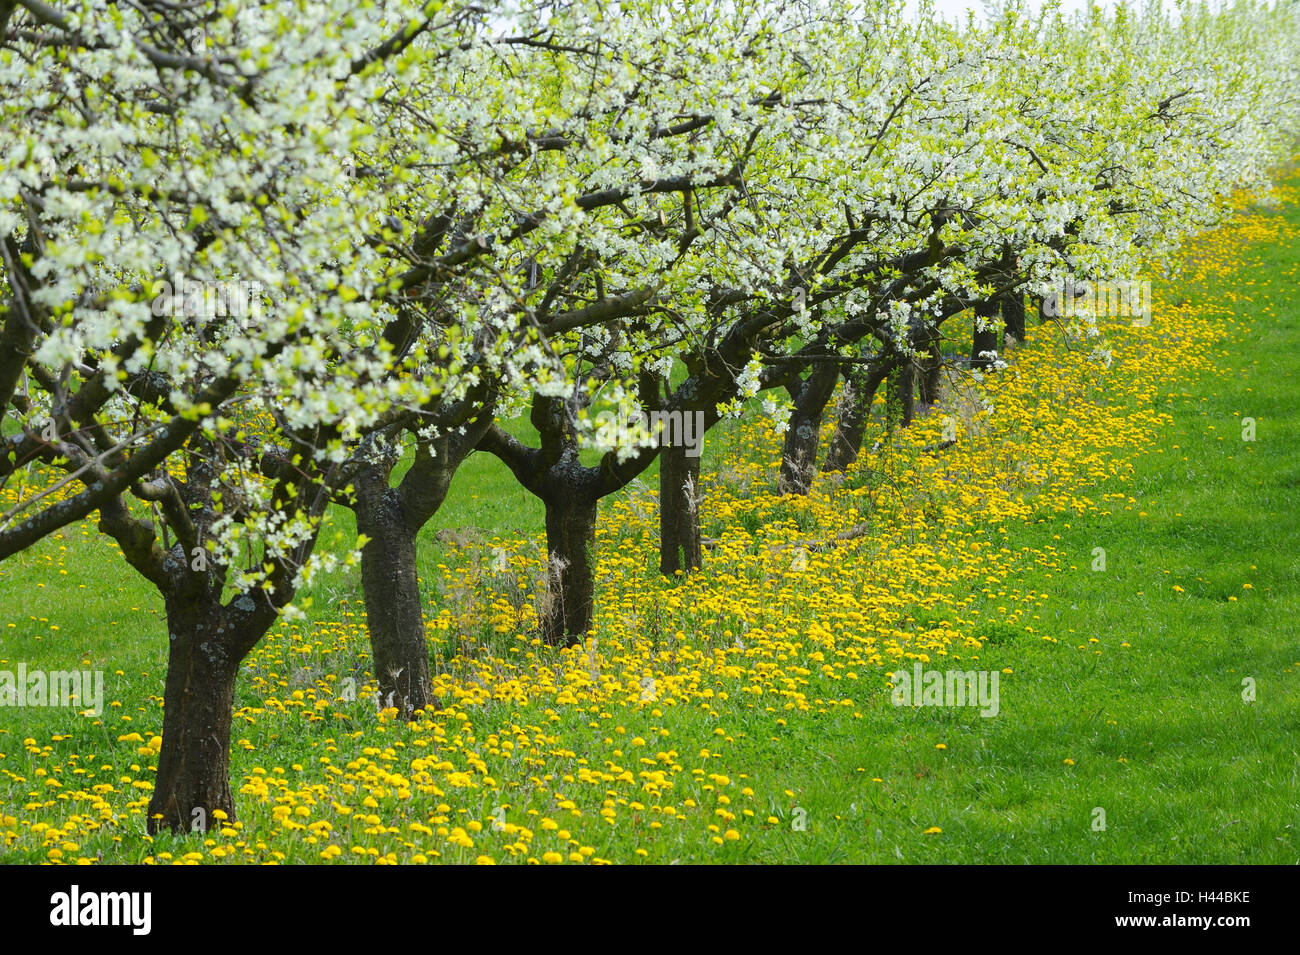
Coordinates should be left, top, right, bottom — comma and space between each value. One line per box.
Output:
541, 491, 599, 646
778, 362, 839, 495
148, 598, 247, 834
886, 357, 916, 430
918, 332, 943, 407
348, 407, 495, 714
1003, 291, 1026, 343
823, 362, 888, 472
477, 387, 664, 645
659, 441, 702, 576
970, 299, 1002, 370
355, 473, 435, 717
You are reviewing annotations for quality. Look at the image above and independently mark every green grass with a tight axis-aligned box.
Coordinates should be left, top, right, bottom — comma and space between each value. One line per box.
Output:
2, 196, 1299, 864
718, 210, 1300, 863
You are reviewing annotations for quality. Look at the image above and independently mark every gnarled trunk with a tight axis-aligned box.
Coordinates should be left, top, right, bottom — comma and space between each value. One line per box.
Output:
970, 298, 1002, 371
477, 385, 668, 645
1003, 291, 1026, 343
659, 441, 702, 576
148, 597, 251, 834
918, 332, 943, 408
886, 358, 916, 430
541, 491, 599, 646
348, 407, 494, 715
823, 362, 888, 472
778, 362, 840, 495
355, 473, 434, 717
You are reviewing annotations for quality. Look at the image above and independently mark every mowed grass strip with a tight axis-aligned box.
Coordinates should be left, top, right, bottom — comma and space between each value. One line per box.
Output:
731, 195, 1300, 864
